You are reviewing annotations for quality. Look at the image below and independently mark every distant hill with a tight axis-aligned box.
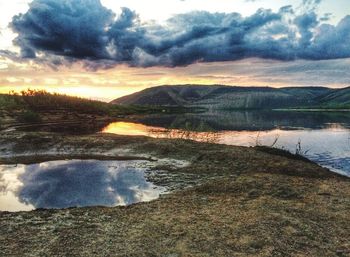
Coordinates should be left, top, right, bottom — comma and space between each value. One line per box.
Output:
315, 87, 350, 108
111, 85, 342, 110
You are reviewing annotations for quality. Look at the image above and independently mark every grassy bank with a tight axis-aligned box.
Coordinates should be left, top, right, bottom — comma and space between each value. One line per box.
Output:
0, 131, 349, 256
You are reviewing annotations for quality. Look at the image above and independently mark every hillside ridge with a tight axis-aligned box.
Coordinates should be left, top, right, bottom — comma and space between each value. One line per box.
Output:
111, 85, 347, 110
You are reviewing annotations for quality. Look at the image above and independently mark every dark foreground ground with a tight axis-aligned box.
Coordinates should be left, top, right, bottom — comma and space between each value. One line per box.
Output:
0, 132, 349, 257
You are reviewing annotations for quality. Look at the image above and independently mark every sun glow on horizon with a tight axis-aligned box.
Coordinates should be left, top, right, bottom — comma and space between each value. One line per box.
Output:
1, 58, 349, 101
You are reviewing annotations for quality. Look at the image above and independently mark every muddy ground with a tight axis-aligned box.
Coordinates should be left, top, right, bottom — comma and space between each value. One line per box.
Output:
0, 131, 349, 257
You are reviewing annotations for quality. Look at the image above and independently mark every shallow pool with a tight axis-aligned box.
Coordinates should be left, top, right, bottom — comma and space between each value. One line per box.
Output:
0, 160, 166, 212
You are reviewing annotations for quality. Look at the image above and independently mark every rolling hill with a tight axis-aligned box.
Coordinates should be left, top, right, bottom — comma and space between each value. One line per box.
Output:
315, 87, 350, 108
111, 85, 345, 110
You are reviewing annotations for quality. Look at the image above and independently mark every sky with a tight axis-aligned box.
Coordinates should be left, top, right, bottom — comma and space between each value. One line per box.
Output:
0, 0, 349, 101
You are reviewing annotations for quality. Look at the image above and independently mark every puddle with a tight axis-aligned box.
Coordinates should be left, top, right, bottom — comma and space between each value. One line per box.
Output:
0, 160, 166, 212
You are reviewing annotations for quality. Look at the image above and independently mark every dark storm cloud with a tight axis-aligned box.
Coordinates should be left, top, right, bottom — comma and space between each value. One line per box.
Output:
10, 0, 115, 59
4, 0, 350, 69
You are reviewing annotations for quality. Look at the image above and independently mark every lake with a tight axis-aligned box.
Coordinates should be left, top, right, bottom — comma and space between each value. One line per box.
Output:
102, 111, 350, 177
0, 160, 165, 212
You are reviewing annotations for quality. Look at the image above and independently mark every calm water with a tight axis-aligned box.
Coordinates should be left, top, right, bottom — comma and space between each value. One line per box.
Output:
0, 160, 165, 212
102, 111, 350, 176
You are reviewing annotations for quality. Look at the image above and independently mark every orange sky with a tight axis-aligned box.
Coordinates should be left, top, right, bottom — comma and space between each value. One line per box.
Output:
1, 57, 349, 102
0, 59, 275, 101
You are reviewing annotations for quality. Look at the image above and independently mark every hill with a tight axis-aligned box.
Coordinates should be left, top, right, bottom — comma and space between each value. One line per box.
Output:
316, 87, 350, 109
111, 85, 336, 110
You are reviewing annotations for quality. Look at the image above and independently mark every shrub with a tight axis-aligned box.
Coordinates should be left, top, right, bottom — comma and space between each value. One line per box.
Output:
17, 111, 42, 123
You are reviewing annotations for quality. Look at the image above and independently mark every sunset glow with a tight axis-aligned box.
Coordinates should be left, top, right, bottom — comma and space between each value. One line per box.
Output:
1, 58, 349, 101
102, 122, 164, 136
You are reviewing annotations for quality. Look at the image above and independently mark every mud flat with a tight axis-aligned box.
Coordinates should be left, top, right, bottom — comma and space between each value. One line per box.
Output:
0, 131, 349, 256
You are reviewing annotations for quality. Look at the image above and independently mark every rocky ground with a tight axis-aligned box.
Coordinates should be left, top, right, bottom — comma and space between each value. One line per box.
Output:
0, 131, 349, 257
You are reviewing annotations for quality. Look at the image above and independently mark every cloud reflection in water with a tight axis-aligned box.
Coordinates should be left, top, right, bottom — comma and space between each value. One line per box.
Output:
0, 160, 165, 212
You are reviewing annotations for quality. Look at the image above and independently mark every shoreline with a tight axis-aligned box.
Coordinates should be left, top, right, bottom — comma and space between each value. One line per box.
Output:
1, 131, 349, 256
274, 108, 350, 112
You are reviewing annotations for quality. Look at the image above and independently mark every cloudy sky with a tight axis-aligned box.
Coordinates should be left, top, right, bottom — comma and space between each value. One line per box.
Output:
0, 0, 349, 101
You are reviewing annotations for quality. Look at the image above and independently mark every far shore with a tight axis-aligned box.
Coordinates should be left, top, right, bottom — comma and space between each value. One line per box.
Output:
275, 108, 350, 112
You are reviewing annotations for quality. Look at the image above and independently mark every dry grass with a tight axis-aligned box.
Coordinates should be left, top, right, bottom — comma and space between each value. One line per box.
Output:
0, 132, 349, 257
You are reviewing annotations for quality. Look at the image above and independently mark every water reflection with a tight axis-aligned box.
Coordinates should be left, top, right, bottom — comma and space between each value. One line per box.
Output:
102, 122, 220, 143
133, 111, 350, 131
102, 111, 350, 176
0, 160, 165, 212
